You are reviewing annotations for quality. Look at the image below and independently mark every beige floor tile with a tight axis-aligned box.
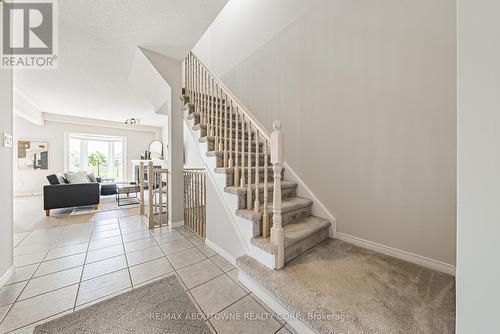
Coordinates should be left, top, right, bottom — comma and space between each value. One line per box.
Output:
153, 231, 185, 244
227, 269, 251, 293
76, 269, 131, 306
167, 247, 206, 269
85, 244, 124, 263
88, 235, 122, 251
0, 304, 11, 323
14, 250, 48, 268
92, 222, 119, 232
34, 253, 86, 277
191, 275, 247, 316
276, 326, 292, 334
0, 285, 78, 333
90, 228, 121, 241
177, 259, 223, 289
44, 242, 88, 261
129, 257, 174, 285
126, 246, 164, 266
210, 254, 235, 272
82, 255, 128, 280
5, 264, 38, 285
93, 218, 119, 226
0, 281, 28, 307
121, 229, 152, 242
196, 244, 217, 257
124, 237, 158, 253
284, 324, 300, 334
19, 266, 83, 300
210, 295, 282, 334
159, 238, 194, 255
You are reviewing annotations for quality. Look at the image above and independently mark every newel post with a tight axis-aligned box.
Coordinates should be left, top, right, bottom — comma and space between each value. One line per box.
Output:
270, 121, 285, 269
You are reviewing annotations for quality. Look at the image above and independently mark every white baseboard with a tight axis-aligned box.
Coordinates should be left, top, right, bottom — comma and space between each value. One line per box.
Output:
14, 193, 41, 197
205, 238, 236, 265
238, 272, 318, 334
336, 232, 456, 276
0, 265, 15, 288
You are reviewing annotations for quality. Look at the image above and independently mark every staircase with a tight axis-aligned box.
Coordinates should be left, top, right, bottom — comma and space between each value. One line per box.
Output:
182, 52, 332, 269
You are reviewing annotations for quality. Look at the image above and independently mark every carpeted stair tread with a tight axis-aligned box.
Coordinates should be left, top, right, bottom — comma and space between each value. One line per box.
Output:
251, 216, 330, 253
236, 197, 313, 222
214, 166, 272, 174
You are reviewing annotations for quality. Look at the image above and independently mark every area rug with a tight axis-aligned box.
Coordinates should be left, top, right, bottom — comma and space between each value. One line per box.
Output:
33, 275, 210, 334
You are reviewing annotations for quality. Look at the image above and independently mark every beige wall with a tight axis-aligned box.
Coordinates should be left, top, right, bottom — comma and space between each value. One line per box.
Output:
457, 0, 500, 332
0, 69, 14, 279
194, 0, 456, 265
13, 117, 161, 195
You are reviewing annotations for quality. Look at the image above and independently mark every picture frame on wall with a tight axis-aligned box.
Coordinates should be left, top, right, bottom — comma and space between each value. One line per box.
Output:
17, 140, 49, 170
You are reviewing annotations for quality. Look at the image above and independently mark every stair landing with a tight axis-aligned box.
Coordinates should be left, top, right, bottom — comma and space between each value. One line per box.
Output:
237, 239, 455, 334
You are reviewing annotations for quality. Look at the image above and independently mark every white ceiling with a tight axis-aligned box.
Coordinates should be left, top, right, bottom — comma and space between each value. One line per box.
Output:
13, 0, 228, 127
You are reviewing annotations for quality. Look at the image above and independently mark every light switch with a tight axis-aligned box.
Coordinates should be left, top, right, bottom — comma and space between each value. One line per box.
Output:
3, 133, 13, 148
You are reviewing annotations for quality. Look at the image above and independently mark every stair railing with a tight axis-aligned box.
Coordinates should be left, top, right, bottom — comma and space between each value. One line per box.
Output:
184, 52, 285, 269
184, 168, 206, 239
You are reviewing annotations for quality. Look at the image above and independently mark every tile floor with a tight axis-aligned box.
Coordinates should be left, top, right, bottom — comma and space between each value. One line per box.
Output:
1, 212, 296, 334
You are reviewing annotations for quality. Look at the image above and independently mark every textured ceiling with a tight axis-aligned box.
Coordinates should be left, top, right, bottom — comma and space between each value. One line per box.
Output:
13, 0, 228, 126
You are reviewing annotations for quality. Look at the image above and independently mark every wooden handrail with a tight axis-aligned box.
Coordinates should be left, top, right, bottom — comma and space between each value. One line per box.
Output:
187, 52, 271, 142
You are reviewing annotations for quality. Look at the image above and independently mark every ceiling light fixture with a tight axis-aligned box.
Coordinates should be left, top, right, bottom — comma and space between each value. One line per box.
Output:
125, 118, 140, 125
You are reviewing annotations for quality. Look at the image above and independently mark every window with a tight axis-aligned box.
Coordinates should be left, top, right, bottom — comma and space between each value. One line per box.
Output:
65, 133, 126, 180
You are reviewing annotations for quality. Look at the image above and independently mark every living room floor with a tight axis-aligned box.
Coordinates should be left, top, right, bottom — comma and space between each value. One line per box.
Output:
1, 211, 295, 334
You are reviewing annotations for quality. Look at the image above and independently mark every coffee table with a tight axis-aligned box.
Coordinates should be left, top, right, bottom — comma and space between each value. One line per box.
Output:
115, 183, 140, 206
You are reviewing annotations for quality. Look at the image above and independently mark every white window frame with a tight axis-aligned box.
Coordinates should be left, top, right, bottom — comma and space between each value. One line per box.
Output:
64, 132, 127, 180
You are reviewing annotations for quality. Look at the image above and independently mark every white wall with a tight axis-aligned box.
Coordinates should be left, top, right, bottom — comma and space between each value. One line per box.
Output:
457, 0, 500, 332
194, 0, 457, 266
0, 69, 14, 281
13, 117, 161, 195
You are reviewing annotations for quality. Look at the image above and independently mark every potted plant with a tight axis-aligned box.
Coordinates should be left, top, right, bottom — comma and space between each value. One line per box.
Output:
88, 152, 107, 176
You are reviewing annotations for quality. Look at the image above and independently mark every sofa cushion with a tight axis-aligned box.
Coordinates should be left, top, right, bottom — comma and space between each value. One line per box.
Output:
100, 183, 117, 196
64, 172, 90, 184
47, 173, 67, 185
86, 172, 97, 183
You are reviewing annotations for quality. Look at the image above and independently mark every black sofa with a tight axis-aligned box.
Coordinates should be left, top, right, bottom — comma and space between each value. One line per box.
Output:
44, 173, 100, 216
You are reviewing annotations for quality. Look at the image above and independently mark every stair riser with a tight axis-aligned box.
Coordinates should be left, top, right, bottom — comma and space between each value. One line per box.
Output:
234, 187, 297, 210
260, 205, 313, 233
284, 226, 330, 264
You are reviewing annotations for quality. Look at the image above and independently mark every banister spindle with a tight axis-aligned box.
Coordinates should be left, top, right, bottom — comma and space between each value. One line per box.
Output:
233, 105, 239, 186
246, 121, 252, 210
195, 60, 199, 115
214, 84, 219, 148
210, 78, 215, 137
204, 70, 208, 126
262, 142, 269, 237
228, 99, 234, 168
219, 88, 224, 152
240, 115, 246, 187
270, 121, 284, 269
223, 92, 229, 167
254, 132, 260, 212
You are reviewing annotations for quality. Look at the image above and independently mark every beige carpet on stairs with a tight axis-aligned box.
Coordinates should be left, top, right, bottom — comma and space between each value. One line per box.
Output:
237, 239, 455, 334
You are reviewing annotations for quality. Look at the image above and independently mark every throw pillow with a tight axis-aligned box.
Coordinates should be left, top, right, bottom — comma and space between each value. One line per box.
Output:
86, 172, 97, 183
64, 171, 90, 184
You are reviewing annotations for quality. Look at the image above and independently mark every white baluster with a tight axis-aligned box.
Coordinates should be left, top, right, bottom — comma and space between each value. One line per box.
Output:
234, 105, 240, 186
262, 142, 269, 237
254, 132, 260, 212
246, 121, 252, 210
240, 115, 246, 187
270, 121, 284, 269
